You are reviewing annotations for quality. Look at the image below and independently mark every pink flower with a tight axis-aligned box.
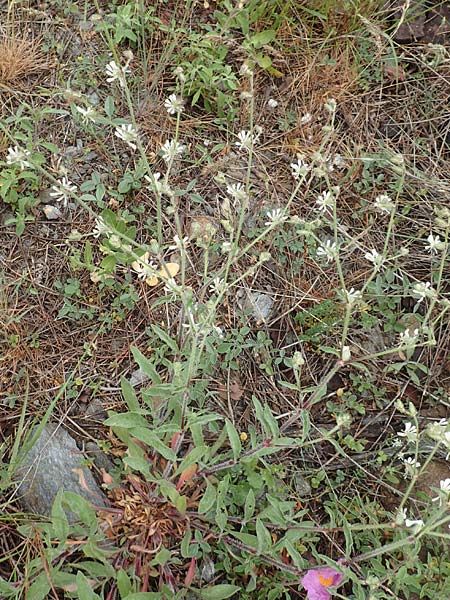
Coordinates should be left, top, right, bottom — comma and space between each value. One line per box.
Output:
301, 564, 345, 600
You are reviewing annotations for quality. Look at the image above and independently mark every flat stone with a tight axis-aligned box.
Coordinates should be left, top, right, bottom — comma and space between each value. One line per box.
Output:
15, 423, 108, 522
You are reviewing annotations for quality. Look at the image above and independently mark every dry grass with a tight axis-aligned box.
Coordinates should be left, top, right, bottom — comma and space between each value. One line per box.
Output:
0, 32, 48, 85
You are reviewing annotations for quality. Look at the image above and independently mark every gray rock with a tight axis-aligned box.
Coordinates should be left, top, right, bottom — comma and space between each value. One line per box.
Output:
84, 442, 116, 474
42, 204, 62, 220
15, 423, 108, 522
237, 289, 274, 323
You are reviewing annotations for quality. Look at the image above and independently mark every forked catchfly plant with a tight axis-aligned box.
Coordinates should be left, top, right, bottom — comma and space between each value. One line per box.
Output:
265, 208, 289, 227
235, 128, 261, 151
115, 124, 139, 151
317, 240, 338, 263
160, 139, 186, 162
164, 93, 184, 115
105, 59, 130, 88
49, 177, 77, 207
6, 145, 31, 170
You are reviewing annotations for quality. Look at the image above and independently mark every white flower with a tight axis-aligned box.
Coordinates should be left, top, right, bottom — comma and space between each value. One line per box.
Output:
209, 277, 227, 295
374, 194, 395, 214
221, 241, 232, 253
164, 277, 183, 295
6, 146, 31, 170
168, 235, 189, 250
344, 288, 362, 304
324, 98, 337, 113
235, 129, 259, 152
265, 208, 289, 226
49, 177, 77, 207
160, 139, 185, 162
164, 93, 184, 115
402, 456, 421, 479
174, 66, 185, 83
75, 105, 96, 123
403, 456, 420, 467
412, 281, 437, 304
333, 154, 345, 168
301, 112, 312, 124
115, 124, 139, 151
240, 63, 253, 77
397, 422, 418, 442
317, 240, 338, 263
290, 155, 310, 180
425, 233, 445, 255
396, 507, 407, 525
92, 216, 111, 238
131, 252, 157, 281
105, 60, 130, 87
404, 518, 424, 533
226, 182, 248, 204
341, 345, 351, 362
267, 98, 279, 108
364, 249, 384, 270
315, 190, 334, 213
432, 478, 450, 503
144, 172, 173, 197
399, 328, 419, 346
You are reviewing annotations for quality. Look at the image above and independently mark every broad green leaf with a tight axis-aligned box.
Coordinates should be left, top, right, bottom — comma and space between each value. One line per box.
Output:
175, 445, 207, 476
263, 405, 279, 438
249, 29, 276, 48
123, 594, 164, 599
51, 489, 69, 542
104, 96, 115, 118
256, 518, 272, 554
117, 568, 132, 598
131, 347, 161, 383
244, 489, 255, 521
225, 419, 241, 460
256, 53, 272, 69
62, 492, 97, 528
25, 574, 50, 600
198, 480, 216, 514
104, 412, 149, 429
75, 571, 101, 599
121, 377, 140, 412
199, 585, 241, 599
151, 324, 179, 353
130, 427, 177, 461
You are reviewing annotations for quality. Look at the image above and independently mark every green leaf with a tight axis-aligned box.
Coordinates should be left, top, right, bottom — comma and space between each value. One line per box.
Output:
62, 492, 97, 528
198, 480, 216, 514
256, 53, 272, 69
130, 427, 177, 461
244, 489, 255, 521
121, 377, 140, 412
199, 585, 241, 599
123, 594, 164, 599
25, 574, 50, 600
117, 568, 132, 598
105, 96, 115, 118
131, 347, 162, 383
256, 518, 272, 553
51, 489, 69, 542
225, 419, 241, 460
150, 324, 179, 353
249, 29, 276, 49
76, 571, 101, 599
104, 412, 149, 429
175, 445, 207, 476
263, 405, 279, 438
